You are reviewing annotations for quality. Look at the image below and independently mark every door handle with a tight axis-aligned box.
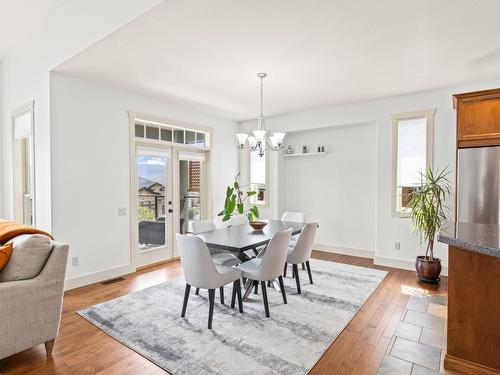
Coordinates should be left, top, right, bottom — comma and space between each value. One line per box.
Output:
168, 208, 173, 213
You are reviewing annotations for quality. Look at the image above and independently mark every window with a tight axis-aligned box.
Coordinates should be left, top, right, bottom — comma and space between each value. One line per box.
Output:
249, 149, 268, 206
392, 109, 434, 216
134, 120, 209, 148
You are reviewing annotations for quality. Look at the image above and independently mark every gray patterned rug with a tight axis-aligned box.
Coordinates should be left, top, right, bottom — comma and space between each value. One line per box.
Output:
78, 259, 387, 375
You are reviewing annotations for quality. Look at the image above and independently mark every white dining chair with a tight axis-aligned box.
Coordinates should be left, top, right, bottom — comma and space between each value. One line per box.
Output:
191, 219, 241, 298
236, 228, 292, 317
192, 220, 240, 266
230, 214, 249, 226
281, 211, 306, 223
281, 211, 306, 268
176, 234, 243, 329
283, 222, 318, 294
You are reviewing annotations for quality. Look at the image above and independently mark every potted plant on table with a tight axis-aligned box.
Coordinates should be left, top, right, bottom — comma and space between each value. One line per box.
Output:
218, 173, 260, 223
408, 167, 451, 284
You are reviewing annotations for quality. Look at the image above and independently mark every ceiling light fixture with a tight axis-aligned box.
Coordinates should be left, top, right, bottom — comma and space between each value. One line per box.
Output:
236, 73, 285, 157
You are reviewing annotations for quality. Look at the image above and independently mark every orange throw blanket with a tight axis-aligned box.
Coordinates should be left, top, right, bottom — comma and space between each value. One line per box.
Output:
0, 219, 54, 245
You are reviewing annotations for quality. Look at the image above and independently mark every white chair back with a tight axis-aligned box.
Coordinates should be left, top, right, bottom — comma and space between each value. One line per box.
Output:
176, 234, 221, 289
258, 228, 292, 280
287, 222, 318, 264
281, 211, 306, 223
192, 219, 216, 234
230, 214, 248, 226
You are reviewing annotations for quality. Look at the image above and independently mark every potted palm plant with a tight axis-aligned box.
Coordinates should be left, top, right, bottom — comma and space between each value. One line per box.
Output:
408, 167, 451, 283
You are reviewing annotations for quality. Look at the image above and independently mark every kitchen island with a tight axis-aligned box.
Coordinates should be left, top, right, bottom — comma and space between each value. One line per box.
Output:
438, 222, 500, 375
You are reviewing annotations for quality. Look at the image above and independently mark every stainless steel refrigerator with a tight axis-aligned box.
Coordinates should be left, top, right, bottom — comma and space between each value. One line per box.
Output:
458, 146, 500, 224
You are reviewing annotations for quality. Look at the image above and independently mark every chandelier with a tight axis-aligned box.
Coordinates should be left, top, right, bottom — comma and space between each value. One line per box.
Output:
236, 73, 285, 157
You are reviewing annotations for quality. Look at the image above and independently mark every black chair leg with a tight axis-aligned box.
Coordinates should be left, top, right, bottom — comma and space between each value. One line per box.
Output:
283, 263, 287, 278
236, 279, 243, 313
278, 275, 287, 304
293, 264, 301, 294
254, 280, 258, 294
208, 289, 215, 329
306, 260, 313, 284
231, 281, 237, 308
261, 281, 270, 317
195, 288, 200, 295
181, 284, 191, 317
267, 280, 271, 287
220, 286, 224, 305
302, 263, 306, 270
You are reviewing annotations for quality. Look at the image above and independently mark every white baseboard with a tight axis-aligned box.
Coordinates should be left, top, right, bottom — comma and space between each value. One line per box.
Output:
64, 264, 136, 291
314, 243, 375, 259
374, 256, 448, 276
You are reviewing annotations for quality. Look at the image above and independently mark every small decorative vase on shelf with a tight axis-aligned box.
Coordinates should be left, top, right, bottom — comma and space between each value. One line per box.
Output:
286, 145, 293, 154
302, 146, 308, 153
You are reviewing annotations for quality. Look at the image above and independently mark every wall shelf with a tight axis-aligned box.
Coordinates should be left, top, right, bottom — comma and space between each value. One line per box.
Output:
283, 152, 327, 158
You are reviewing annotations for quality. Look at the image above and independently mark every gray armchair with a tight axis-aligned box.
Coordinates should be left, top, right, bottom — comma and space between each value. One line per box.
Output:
0, 241, 69, 359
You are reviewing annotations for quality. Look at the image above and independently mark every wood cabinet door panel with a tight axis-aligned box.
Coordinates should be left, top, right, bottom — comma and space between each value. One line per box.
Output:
457, 92, 500, 146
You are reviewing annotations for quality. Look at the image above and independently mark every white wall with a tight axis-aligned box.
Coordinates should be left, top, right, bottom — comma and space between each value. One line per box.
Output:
282, 123, 377, 254
0, 0, 163, 229
50, 73, 238, 284
240, 78, 500, 273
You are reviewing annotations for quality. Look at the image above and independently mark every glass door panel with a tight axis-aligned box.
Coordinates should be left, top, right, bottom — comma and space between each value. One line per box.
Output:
135, 147, 173, 267
179, 158, 203, 234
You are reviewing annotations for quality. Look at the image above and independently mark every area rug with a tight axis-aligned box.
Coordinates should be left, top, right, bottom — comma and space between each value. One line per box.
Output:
78, 259, 387, 375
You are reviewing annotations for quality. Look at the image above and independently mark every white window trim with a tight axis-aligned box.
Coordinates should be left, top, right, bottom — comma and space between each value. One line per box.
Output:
391, 109, 435, 218
11, 100, 35, 225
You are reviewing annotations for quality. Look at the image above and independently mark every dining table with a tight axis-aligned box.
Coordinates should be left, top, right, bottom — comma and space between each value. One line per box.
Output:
195, 219, 305, 260
195, 219, 306, 298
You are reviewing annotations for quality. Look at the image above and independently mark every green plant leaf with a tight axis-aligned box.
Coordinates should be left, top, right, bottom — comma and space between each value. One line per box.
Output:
237, 203, 244, 214
246, 191, 256, 196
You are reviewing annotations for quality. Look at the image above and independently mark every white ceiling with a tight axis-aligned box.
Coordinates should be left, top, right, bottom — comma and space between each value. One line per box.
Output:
0, 0, 59, 60
55, 0, 500, 121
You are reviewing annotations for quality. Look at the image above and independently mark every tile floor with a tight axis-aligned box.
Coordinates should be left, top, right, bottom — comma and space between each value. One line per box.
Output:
377, 291, 448, 374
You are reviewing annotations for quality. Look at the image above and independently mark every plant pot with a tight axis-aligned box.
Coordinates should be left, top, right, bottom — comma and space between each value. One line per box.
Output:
415, 256, 442, 284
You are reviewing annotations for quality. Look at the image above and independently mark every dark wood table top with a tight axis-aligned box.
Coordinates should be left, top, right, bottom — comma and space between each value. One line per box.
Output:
195, 219, 305, 252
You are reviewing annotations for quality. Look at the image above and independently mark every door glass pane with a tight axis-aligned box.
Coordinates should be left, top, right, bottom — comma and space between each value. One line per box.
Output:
186, 130, 196, 145
179, 159, 201, 234
196, 132, 206, 147
137, 154, 167, 250
135, 124, 145, 138
161, 128, 172, 142
174, 129, 185, 144
145, 126, 160, 140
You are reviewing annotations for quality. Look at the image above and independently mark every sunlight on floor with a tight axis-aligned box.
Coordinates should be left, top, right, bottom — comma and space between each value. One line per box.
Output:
400, 285, 432, 297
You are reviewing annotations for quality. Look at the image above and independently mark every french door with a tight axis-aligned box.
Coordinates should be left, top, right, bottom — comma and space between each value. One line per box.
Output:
132, 145, 209, 268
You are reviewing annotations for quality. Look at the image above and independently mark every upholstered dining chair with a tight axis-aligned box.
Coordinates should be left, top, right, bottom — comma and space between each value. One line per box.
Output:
281, 211, 306, 223
176, 234, 243, 329
237, 228, 292, 317
284, 222, 318, 294
230, 214, 248, 226
191, 219, 241, 299
192, 220, 240, 266
281, 211, 306, 268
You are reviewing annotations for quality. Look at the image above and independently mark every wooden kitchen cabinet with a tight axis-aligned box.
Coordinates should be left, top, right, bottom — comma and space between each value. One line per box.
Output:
454, 88, 500, 148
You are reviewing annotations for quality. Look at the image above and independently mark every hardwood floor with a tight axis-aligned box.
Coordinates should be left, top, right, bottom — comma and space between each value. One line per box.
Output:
0, 251, 447, 375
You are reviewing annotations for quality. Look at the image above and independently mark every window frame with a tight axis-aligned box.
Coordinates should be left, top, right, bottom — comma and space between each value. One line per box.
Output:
391, 109, 435, 217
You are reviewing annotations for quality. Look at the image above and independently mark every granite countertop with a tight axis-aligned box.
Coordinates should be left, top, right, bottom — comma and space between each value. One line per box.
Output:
437, 222, 500, 258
